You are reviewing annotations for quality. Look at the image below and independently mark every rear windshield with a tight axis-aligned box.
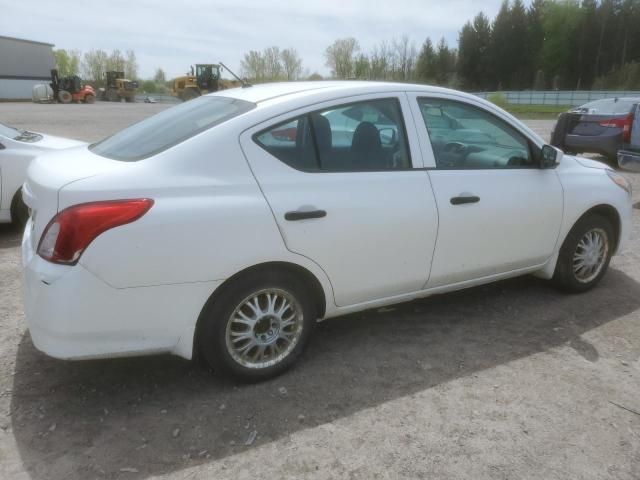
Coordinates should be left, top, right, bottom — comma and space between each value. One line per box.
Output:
90, 96, 255, 161
573, 98, 639, 115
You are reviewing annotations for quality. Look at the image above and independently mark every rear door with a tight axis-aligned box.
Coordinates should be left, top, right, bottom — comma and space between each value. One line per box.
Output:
240, 94, 438, 307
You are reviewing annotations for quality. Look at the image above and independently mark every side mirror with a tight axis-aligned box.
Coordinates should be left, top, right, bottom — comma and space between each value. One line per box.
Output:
540, 144, 562, 169
618, 151, 640, 173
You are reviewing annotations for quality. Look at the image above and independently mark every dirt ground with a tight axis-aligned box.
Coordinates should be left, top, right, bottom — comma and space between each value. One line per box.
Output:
0, 103, 639, 480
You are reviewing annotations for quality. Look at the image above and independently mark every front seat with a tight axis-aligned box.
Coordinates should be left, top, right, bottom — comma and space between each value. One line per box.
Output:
351, 122, 386, 170
295, 116, 318, 170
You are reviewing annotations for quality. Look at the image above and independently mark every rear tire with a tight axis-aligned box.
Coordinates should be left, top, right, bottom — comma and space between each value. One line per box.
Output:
552, 214, 614, 293
10, 189, 29, 228
57, 90, 72, 104
106, 89, 119, 102
197, 271, 316, 381
84, 94, 95, 104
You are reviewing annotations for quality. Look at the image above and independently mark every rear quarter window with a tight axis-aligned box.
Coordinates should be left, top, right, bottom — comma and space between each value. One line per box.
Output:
90, 96, 255, 161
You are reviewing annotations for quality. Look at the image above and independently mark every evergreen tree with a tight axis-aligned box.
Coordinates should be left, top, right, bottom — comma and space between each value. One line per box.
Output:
435, 37, 456, 86
509, 0, 530, 88
490, 0, 512, 89
526, 0, 545, 89
415, 38, 437, 83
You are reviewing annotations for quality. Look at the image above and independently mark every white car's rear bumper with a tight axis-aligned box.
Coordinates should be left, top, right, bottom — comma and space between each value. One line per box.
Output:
22, 220, 220, 360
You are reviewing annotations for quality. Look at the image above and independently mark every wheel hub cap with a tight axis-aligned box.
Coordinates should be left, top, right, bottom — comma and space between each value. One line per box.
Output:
572, 228, 608, 284
254, 315, 280, 343
225, 289, 303, 369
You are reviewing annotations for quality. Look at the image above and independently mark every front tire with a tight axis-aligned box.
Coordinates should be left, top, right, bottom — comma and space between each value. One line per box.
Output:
198, 271, 316, 381
553, 214, 614, 293
57, 90, 72, 104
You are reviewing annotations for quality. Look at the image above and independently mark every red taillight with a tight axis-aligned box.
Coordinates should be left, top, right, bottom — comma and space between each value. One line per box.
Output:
37, 199, 154, 265
600, 113, 634, 143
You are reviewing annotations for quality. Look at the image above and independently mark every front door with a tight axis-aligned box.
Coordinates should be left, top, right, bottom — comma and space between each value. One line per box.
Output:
410, 95, 564, 287
240, 95, 438, 307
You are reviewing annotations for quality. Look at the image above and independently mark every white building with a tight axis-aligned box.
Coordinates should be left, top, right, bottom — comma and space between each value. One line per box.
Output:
0, 36, 54, 100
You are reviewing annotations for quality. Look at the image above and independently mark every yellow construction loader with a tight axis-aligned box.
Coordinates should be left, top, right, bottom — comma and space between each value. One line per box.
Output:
100, 71, 138, 102
172, 64, 241, 101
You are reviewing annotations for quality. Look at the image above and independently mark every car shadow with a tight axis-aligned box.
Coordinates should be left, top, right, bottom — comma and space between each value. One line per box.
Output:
9, 269, 640, 479
0, 223, 21, 249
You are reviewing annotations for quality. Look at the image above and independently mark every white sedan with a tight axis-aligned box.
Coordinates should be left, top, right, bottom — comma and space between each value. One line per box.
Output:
0, 122, 85, 225
22, 82, 634, 380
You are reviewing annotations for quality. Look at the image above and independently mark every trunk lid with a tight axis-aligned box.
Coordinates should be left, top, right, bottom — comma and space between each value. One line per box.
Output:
567, 99, 637, 139
570, 113, 626, 137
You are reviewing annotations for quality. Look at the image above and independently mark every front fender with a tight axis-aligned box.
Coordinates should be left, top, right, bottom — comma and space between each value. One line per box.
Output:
537, 156, 634, 279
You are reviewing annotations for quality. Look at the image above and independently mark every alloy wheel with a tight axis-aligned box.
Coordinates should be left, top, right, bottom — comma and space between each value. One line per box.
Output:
572, 228, 609, 284
225, 288, 304, 369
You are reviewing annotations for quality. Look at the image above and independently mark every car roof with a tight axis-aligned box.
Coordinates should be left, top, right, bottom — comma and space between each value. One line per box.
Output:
206, 80, 546, 147
210, 80, 468, 105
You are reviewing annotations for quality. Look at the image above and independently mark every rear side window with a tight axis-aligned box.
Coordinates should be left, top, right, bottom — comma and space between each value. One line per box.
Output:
254, 98, 412, 172
91, 96, 255, 161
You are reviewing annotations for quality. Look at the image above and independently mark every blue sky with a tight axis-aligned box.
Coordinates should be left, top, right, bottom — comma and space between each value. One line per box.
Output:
1, 0, 513, 79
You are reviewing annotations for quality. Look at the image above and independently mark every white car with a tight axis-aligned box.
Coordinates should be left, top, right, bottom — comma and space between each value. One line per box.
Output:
22, 82, 634, 380
0, 123, 85, 225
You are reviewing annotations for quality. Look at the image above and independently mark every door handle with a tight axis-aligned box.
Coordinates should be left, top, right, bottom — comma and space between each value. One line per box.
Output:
284, 209, 327, 221
450, 195, 480, 205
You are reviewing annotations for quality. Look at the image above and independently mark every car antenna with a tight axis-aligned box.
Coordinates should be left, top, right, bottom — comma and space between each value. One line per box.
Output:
219, 62, 252, 88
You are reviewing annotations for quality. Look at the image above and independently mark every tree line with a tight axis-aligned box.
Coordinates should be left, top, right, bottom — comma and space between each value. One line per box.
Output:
322, 35, 456, 85
54, 0, 640, 92
323, 0, 640, 90
459, 0, 640, 90
240, 47, 305, 82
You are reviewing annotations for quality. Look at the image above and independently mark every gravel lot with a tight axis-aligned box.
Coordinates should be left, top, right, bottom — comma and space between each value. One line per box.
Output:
0, 102, 639, 480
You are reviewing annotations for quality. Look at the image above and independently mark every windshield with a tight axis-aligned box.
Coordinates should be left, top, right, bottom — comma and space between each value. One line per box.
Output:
90, 96, 255, 161
573, 98, 639, 115
197, 65, 219, 78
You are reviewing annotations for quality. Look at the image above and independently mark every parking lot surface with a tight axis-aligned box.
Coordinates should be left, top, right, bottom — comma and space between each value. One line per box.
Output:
0, 102, 639, 480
